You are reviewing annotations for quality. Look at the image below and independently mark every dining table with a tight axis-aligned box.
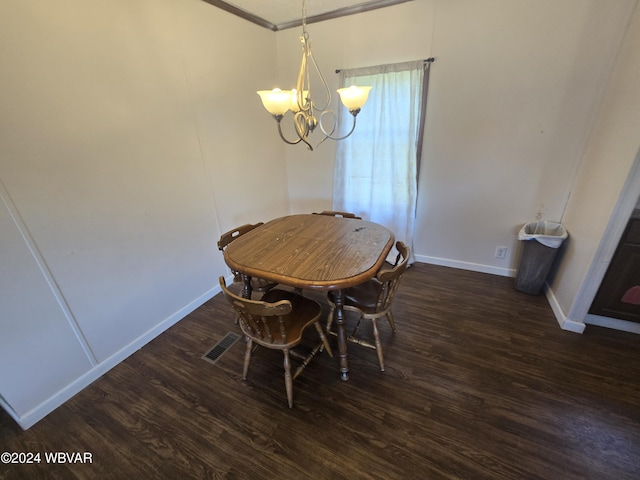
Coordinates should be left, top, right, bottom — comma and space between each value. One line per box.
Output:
223, 213, 395, 380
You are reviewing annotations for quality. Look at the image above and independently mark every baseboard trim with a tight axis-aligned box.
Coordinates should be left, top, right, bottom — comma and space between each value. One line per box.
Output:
7, 283, 221, 430
585, 314, 640, 334
543, 283, 585, 333
414, 254, 516, 278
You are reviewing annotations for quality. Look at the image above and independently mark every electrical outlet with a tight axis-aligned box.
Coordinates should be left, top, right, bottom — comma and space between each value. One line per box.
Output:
495, 246, 507, 259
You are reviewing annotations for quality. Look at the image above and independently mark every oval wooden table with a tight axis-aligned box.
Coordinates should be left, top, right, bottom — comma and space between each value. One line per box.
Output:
223, 214, 394, 380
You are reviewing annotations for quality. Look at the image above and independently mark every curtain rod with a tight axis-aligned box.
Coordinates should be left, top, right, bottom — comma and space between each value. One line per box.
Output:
335, 57, 435, 74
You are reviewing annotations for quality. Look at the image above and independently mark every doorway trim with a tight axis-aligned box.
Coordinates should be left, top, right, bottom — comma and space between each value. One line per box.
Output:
568, 146, 640, 332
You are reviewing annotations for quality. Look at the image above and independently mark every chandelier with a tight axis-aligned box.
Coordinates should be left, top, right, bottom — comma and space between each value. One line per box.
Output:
257, 0, 371, 151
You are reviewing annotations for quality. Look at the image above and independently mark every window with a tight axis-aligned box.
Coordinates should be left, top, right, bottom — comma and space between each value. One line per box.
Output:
333, 60, 430, 262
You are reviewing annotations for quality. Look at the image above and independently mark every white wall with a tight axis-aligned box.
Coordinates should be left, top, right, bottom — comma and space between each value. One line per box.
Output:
417, 0, 635, 277
0, 0, 288, 428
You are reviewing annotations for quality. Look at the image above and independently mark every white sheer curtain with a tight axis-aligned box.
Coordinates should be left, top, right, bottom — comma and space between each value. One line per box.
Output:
333, 60, 428, 263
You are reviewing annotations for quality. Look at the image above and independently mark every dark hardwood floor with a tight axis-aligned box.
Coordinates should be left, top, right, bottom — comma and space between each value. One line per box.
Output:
2, 263, 640, 479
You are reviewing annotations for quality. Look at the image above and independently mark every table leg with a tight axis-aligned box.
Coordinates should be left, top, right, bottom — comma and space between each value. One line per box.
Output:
241, 274, 252, 299
333, 289, 349, 381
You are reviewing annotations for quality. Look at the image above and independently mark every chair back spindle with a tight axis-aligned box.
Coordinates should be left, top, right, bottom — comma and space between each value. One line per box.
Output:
217, 223, 277, 309
375, 242, 410, 313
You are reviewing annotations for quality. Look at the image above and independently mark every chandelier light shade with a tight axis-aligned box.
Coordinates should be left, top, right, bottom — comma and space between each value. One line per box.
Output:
256, 89, 293, 116
257, 0, 371, 151
337, 85, 372, 110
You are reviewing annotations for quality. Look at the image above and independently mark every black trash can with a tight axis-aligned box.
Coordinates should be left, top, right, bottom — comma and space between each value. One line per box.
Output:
515, 221, 568, 295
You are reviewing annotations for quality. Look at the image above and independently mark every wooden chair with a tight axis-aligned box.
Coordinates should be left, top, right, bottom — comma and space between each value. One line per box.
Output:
312, 210, 362, 219
326, 241, 409, 371
219, 277, 332, 408
217, 223, 277, 296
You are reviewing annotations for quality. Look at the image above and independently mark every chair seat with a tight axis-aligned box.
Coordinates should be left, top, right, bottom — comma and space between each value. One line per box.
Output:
232, 273, 278, 293
219, 277, 332, 408
252, 277, 278, 290
258, 289, 322, 346
329, 280, 381, 314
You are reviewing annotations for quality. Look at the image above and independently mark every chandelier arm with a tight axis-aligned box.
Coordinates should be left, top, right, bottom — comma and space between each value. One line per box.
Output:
318, 110, 358, 141
296, 39, 312, 114
274, 116, 303, 146
316, 111, 336, 147
307, 49, 332, 113
301, 136, 314, 151
294, 112, 314, 150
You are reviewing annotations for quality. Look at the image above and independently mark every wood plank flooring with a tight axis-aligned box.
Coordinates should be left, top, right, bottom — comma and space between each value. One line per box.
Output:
2, 263, 640, 479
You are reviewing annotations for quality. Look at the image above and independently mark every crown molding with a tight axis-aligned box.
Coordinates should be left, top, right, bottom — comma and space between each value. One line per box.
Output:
201, 0, 412, 31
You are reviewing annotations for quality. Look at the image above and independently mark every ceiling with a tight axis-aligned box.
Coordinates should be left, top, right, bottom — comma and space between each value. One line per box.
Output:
201, 0, 412, 31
